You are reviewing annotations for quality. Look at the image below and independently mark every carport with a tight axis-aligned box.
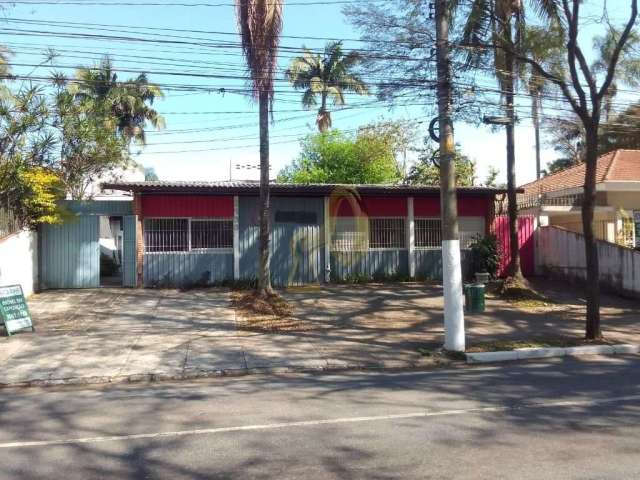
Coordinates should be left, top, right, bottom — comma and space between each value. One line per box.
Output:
38, 200, 137, 289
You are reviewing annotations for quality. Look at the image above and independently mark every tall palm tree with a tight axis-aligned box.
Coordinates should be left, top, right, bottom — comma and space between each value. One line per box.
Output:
285, 41, 368, 131
519, 24, 564, 180
73, 56, 165, 145
458, 0, 559, 280
235, 0, 283, 295
592, 28, 640, 122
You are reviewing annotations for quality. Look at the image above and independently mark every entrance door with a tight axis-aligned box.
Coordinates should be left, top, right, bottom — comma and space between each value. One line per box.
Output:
40, 215, 100, 289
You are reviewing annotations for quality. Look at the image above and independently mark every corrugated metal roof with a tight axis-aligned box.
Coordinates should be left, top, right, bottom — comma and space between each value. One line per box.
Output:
101, 180, 510, 196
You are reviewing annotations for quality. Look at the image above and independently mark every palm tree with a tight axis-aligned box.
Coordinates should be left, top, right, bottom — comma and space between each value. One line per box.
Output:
235, 0, 283, 295
458, 0, 559, 280
285, 41, 368, 132
73, 56, 165, 146
592, 28, 640, 122
519, 25, 564, 181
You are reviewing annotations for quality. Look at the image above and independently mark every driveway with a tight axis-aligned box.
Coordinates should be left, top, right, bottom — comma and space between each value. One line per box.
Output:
1, 279, 638, 386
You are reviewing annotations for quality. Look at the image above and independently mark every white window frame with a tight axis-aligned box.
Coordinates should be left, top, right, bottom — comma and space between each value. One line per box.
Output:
414, 217, 442, 250
144, 217, 233, 254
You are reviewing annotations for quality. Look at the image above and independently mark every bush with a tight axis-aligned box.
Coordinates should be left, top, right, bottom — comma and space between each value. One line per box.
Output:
469, 234, 500, 278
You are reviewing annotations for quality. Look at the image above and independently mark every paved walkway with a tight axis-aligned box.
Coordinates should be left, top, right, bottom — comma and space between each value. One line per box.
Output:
1, 280, 638, 387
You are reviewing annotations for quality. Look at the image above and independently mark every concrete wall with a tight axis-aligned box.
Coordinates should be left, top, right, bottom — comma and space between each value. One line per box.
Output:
537, 226, 640, 299
0, 230, 38, 297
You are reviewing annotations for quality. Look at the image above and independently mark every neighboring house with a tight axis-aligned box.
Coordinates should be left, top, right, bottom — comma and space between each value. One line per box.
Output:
519, 149, 640, 248
38, 182, 507, 289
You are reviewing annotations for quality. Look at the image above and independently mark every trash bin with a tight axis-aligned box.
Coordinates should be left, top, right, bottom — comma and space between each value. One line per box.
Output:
464, 283, 485, 313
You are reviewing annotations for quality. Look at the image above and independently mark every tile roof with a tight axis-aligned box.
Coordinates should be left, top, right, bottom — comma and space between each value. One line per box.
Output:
101, 181, 510, 197
520, 149, 640, 195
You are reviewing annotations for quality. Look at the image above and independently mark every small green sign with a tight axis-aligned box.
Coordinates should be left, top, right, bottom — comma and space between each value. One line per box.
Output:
0, 285, 34, 336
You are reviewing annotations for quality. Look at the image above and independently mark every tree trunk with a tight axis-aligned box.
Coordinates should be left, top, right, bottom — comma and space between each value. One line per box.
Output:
505, 51, 521, 279
435, 0, 465, 352
582, 126, 601, 339
258, 90, 272, 295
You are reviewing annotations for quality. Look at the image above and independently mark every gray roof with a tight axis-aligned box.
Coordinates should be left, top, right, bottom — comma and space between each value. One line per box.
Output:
102, 181, 510, 196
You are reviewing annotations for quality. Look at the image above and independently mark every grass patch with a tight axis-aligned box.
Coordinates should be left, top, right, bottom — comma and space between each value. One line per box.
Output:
231, 290, 309, 333
466, 336, 614, 353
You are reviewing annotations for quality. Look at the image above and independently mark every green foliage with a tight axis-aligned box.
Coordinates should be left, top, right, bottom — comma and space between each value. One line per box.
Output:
53, 89, 130, 200
406, 141, 476, 186
71, 56, 165, 145
278, 124, 406, 184
469, 235, 500, 278
285, 41, 367, 131
484, 166, 500, 187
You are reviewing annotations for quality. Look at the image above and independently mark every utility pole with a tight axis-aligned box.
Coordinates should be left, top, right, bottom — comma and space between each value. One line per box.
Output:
435, 0, 465, 352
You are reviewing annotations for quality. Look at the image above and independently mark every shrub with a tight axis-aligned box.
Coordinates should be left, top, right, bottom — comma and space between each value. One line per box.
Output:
469, 234, 500, 278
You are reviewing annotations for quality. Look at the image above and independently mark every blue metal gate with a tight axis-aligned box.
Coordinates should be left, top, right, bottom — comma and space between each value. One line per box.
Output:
122, 215, 137, 287
40, 215, 100, 289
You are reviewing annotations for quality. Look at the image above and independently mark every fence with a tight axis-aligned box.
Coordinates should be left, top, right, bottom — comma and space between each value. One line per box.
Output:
537, 225, 640, 299
492, 215, 536, 277
0, 206, 21, 239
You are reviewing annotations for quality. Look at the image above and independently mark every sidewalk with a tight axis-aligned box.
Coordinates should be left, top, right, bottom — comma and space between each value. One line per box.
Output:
0, 288, 436, 387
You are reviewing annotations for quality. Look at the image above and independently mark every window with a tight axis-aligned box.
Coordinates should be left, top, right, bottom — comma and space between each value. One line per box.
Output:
331, 217, 368, 251
191, 220, 233, 249
369, 218, 405, 249
144, 218, 188, 253
415, 217, 485, 249
144, 218, 233, 253
415, 218, 441, 248
275, 211, 317, 224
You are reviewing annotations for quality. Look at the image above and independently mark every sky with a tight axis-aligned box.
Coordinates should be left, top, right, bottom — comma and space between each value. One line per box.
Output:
0, 0, 635, 186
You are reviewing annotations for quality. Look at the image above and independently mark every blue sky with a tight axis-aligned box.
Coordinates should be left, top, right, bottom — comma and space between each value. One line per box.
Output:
1, 0, 634, 185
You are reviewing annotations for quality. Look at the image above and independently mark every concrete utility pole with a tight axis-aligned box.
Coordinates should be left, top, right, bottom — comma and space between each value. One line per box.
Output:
435, 0, 465, 351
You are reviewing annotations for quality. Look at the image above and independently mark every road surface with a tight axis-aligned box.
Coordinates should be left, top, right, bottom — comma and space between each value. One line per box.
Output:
1, 356, 639, 479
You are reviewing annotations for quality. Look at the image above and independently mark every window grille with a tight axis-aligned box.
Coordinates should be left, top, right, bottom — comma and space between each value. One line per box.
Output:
415, 218, 442, 248
331, 217, 368, 251
144, 218, 188, 253
415, 217, 485, 249
191, 220, 233, 249
369, 218, 405, 249
144, 218, 233, 253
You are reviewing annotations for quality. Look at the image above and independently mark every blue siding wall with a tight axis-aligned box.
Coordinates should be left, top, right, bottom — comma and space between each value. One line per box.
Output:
239, 196, 324, 287
143, 252, 233, 288
40, 216, 100, 289
61, 200, 133, 216
415, 249, 472, 281
331, 250, 409, 281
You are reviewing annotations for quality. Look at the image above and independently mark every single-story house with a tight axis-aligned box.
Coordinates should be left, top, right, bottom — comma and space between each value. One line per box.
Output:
76, 181, 505, 288
518, 149, 640, 248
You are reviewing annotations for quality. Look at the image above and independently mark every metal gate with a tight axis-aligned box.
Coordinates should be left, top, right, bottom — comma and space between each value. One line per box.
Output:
40, 215, 100, 289
270, 221, 322, 287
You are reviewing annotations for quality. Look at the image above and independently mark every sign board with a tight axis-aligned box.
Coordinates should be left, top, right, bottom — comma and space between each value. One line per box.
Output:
0, 285, 34, 336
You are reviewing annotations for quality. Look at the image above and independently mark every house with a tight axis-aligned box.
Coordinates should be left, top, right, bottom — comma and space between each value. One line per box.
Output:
518, 149, 640, 248
34, 181, 505, 289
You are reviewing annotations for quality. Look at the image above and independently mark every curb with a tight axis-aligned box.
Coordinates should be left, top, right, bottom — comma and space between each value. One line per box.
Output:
466, 344, 640, 364
0, 358, 454, 389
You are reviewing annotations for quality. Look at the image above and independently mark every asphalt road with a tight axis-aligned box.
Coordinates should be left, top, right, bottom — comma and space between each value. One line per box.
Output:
1, 356, 639, 479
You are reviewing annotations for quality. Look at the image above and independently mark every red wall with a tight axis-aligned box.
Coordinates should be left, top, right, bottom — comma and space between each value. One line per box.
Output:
331, 196, 407, 217
413, 196, 491, 217
140, 195, 233, 218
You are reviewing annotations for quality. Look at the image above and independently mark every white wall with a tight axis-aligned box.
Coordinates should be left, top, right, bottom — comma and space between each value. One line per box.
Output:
537, 226, 640, 299
0, 230, 38, 297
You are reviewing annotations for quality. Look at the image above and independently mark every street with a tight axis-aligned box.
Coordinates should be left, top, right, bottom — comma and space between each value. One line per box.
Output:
0, 356, 639, 479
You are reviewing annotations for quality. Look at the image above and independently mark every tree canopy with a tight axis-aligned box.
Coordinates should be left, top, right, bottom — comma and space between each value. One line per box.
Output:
278, 126, 405, 184
405, 141, 476, 187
